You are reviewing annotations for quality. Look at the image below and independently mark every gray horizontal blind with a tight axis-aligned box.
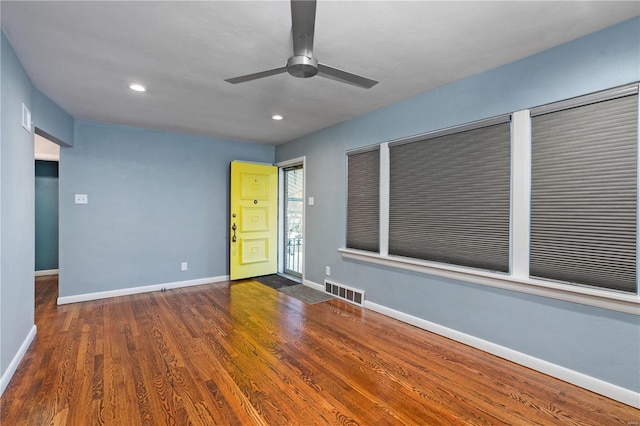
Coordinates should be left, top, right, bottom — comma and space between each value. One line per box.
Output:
530, 94, 638, 293
347, 148, 380, 252
389, 122, 511, 272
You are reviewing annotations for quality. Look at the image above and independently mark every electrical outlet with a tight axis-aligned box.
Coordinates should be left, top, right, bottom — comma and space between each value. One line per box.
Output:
75, 194, 88, 204
325, 266, 331, 276
181, 262, 188, 271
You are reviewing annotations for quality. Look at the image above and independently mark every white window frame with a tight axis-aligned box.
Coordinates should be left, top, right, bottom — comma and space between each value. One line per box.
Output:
340, 84, 640, 315
278, 156, 306, 281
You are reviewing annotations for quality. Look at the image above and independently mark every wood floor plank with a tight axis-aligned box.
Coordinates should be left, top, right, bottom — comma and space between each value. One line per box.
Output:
1, 276, 638, 425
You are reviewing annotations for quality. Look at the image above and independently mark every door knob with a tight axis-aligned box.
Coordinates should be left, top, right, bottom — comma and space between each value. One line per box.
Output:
232, 223, 237, 242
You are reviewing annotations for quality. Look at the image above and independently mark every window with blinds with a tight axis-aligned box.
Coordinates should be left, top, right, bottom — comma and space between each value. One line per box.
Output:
530, 92, 638, 293
346, 147, 380, 252
388, 120, 512, 272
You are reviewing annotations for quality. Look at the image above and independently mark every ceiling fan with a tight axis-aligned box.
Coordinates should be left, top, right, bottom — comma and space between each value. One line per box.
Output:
225, 0, 378, 89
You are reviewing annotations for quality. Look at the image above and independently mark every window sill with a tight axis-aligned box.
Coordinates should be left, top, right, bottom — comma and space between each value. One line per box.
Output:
338, 248, 640, 315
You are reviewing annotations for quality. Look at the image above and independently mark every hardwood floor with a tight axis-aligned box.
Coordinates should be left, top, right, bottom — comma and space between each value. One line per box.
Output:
1, 276, 638, 425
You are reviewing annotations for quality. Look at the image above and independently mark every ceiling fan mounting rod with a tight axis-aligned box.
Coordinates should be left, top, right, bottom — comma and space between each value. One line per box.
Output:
288, 0, 318, 78
286, 55, 318, 78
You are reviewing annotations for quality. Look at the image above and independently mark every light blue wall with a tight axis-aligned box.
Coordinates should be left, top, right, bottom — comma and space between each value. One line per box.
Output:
0, 30, 73, 390
58, 120, 275, 298
33, 89, 74, 146
0, 25, 3, 393
276, 18, 640, 392
35, 160, 59, 271
1, 31, 35, 380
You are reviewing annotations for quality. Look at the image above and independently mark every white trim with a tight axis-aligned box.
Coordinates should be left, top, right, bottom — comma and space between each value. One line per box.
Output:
34, 153, 60, 162
0, 325, 36, 397
276, 156, 305, 169
303, 279, 325, 292
277, 156, 306, 281
364, 300, 640, 409
339, 248, 640, 315
379, 143, 390, 256
510, 110, 531, 280
301, 160, 306, 282
35, 269, 59, 277
56, 275, 229, 305
531, 83, 639, 116
277, 167, 285, 274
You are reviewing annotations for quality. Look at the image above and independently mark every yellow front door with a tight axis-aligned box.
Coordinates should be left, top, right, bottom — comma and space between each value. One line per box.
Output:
230, 161, 278, 280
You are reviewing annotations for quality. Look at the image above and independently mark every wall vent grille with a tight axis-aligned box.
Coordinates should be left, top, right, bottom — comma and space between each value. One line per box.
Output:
324, 280, 365, 306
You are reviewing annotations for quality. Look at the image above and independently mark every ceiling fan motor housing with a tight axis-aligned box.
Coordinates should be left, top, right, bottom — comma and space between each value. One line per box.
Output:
286, 55, 318, 78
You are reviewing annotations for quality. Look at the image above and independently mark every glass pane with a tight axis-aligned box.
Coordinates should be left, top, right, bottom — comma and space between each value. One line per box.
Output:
284, 167, 303, 276
530, 94, 637, 292
389, 122, 511, 273
347, 148, 380, 252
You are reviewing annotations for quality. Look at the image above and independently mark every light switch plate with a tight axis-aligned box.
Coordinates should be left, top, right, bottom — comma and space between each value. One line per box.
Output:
308, 196, 315, 206
22, 103, 31, 133
75, 194, 88, 204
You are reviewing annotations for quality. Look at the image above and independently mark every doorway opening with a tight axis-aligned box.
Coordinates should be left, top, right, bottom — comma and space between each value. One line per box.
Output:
282, 164, 304, 278
34, 132, 60, 277
34, 130, 63, 305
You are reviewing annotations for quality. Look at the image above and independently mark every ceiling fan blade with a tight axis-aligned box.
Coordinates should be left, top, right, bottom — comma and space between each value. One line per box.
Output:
225, 67, 287, 84
317, 64, 378, 89
291, 0, 316, 57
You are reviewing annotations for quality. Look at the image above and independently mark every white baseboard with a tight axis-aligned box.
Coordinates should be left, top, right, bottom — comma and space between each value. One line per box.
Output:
303, 279, 325, 292
57, 275, 229, 305
35, 269, 58, 277
365, 300, 640, 409
0, 325, 37, 397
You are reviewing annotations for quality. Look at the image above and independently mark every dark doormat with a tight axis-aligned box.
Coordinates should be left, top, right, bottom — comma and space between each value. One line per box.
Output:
253, 274, 299, 290
253, 275, 334, 304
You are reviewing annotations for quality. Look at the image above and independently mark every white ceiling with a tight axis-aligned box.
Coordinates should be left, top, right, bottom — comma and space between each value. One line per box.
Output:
2, 1, 638, 145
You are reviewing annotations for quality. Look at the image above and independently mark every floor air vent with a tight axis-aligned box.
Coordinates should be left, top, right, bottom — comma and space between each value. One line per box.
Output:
324, 280, 364, 306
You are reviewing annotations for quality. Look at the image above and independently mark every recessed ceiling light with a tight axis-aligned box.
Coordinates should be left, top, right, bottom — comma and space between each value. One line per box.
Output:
272, 115, 283, 120
129, 83, 146, 92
